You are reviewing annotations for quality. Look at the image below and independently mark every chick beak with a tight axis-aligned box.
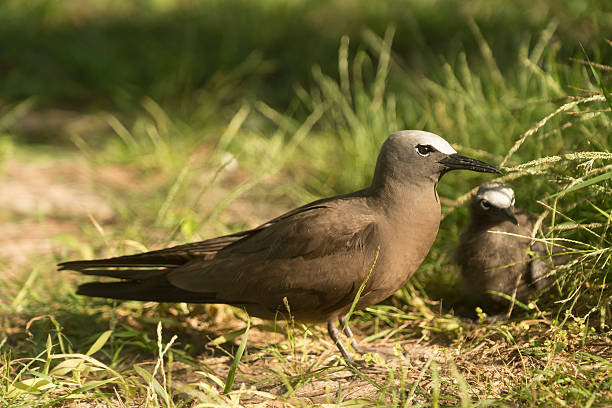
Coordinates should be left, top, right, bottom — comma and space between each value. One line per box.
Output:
501, 207, 519, 226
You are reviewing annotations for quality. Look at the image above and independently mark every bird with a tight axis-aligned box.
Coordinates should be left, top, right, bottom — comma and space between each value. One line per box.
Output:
59, 130, 501, 363
456, 182, 558, 317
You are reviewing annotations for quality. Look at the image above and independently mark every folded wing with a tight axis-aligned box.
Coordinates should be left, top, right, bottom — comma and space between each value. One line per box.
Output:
60, 197, 381, 318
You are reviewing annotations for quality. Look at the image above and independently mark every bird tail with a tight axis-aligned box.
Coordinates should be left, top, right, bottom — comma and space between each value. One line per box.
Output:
76, 278, 215, 303
61, 252, 225, 304
58, 249, 188, 279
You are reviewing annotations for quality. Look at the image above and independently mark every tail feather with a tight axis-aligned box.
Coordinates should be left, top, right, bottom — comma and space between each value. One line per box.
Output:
59, 250, 189, 279
74, 267, 171, 280
58, 256, 183, 270
77, 278, 218, 303
60, 233, 255, 303
60, 231, 251, 273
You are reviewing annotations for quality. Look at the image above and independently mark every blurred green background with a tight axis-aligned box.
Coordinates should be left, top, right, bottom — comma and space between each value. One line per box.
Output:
1, 0, 610, 140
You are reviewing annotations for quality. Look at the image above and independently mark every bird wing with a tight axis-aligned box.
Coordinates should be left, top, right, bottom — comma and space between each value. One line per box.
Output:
167, 198, 381, 316
58, 199, 345, 276
527, 241, 552, 289
62, 195, 382, 316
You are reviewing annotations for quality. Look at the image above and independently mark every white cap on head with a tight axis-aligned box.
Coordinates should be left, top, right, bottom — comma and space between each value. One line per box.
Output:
478, 183, 515, 208
394, 130, 457, 155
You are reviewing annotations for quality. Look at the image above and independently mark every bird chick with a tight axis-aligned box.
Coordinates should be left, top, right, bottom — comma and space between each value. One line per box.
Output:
456, 182, 553, 316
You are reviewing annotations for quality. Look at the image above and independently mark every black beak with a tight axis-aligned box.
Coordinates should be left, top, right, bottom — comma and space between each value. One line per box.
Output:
500, 207, 519, 226
438, 154, 501, 174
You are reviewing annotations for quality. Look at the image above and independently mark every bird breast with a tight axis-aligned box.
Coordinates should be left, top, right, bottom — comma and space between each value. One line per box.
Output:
367, 195, 442, 302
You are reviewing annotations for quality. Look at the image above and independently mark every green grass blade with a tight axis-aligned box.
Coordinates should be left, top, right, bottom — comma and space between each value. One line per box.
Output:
580, 43, 612, 113
548, 171, 612, 199
223, 316, 250, 394
343, 245, 380, 330
133, 365, 170, 405
85, 330, 113, 356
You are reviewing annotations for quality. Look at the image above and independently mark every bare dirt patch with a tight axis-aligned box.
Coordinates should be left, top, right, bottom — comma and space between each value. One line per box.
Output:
0, 156, 115, 269
0, 150, 289, 266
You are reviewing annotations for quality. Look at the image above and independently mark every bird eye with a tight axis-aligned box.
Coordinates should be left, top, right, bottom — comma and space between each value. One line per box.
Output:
416, 144, 434, 157
480, 200, 491, 210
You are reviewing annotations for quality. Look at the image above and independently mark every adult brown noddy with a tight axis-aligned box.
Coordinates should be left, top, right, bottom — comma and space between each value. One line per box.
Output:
456, 182, 558, 315
59, 130, 500, 363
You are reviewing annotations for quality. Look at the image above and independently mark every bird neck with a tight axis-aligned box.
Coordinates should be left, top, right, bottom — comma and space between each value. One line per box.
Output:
368, 177, 441, 221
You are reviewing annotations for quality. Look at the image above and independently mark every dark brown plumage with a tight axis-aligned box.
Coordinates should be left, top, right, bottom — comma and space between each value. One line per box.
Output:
60, 130, 500, 362
456, 182, 558, 316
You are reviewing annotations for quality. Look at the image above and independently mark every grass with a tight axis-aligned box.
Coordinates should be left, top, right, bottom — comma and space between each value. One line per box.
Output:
1, 0, 611, 406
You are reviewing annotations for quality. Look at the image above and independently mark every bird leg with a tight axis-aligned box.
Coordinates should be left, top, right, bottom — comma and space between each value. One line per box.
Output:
338, 315, 396, 356
327, 320, 360, 364
338, 315, 374, 355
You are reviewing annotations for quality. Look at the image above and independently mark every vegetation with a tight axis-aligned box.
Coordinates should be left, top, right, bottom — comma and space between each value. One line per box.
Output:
0, 0, 610, 406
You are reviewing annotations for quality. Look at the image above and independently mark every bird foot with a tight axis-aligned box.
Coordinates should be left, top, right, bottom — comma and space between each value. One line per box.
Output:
340, 344, 398, 370
353, 344, 396, 357
343, 356, 393, 374
343, 357, 369, 367
329, 318, 400, 366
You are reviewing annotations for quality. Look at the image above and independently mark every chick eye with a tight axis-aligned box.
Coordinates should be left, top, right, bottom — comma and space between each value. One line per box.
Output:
416, 144, 435, 157
480, 200, 491, 210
